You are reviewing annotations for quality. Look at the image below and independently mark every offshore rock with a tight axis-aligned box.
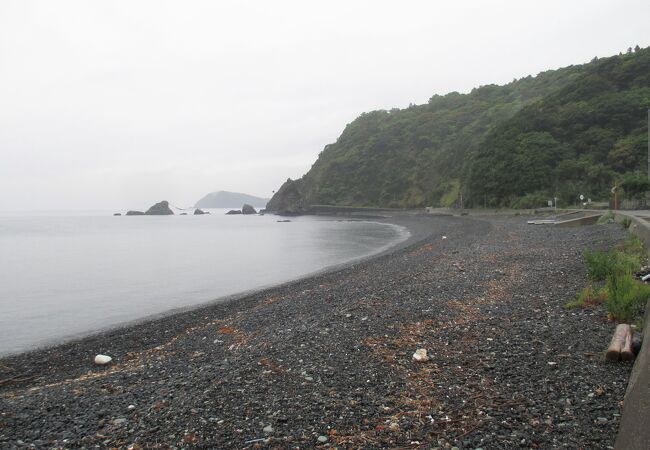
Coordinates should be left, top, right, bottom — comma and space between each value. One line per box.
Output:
225, 209, 242, 215
242, 204, 257, 215
265, 178, 307, 215
125, 211, 145, 216
145, 201, 174, 215
194, 209, 206, 215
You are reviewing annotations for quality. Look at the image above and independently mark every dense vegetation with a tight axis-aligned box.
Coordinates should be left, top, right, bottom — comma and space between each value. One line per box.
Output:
267, 47, 649, 212
468, 47, 650, 207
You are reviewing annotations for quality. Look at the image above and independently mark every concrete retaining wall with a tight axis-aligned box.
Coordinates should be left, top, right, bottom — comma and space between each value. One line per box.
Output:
613, 212, 650, 450
554, 213, 603, 227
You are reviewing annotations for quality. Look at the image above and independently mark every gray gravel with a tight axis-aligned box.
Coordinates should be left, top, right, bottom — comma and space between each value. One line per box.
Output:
0, 215, 633, 449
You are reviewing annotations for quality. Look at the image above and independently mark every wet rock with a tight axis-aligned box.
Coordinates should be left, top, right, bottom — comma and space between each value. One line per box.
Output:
194, 209, 206, 215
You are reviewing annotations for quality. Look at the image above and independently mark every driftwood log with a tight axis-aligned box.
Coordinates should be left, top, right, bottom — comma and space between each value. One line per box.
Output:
605, 324, 634, 361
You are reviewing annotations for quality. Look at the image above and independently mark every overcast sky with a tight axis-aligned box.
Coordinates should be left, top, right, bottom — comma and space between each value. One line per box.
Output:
1, 1, 648, 210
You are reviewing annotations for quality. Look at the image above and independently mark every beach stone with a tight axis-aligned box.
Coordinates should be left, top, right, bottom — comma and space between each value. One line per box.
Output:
112, 418, 127, 426
94, 354, 112, 365
317, 435, 328, 443
263, 425, 274, 433
242, 204, 257, 215
413, 348, 429, 362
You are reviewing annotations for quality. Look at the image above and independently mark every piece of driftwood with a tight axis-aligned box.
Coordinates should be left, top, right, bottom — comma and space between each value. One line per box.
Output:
621, 329, 635, 361
605, 324, 633, 361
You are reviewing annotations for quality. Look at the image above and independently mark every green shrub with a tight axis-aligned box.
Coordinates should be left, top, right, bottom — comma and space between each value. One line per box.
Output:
584, 248, 642, 281
510, 192, 550, 209
605, 272, 650, 322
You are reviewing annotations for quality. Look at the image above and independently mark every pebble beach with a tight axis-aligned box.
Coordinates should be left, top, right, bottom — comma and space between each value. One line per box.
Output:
0, 214, 634, 449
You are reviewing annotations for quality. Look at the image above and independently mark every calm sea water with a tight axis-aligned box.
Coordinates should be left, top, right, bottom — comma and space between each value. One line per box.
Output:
0, 210, 408, 355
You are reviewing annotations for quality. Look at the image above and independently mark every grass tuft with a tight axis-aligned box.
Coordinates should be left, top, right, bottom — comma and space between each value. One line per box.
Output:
580, 234, 649, 321
584, 249, 640, 281
605, 272, 650, 322
565, 284, 608, 309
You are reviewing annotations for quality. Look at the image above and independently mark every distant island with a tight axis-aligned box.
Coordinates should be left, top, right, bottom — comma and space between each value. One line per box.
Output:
195, 191, 270, 208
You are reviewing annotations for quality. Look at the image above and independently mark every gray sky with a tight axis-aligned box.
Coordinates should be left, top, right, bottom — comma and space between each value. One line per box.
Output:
1, 0, 648, 210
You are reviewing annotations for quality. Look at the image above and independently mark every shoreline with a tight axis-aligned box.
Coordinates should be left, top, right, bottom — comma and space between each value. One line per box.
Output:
0, 212, 436, 380
0, 212, 420, 359
0, 215, 633, 449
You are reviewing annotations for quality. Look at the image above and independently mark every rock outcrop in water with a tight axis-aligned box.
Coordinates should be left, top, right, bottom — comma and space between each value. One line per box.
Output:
194, 209, 206, 215
242, 204, 257, 215
225, 209, 242, 215
265, 178, 307, 215
145, 201, 174, 215
125, 210, 145, 216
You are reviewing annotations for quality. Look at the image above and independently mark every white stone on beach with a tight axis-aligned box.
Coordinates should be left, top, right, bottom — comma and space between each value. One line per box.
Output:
412, 348, 429, 362
94, 354, 112, 365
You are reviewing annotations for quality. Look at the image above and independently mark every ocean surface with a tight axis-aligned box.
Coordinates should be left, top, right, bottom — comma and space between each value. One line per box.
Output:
0, 210, 409, 356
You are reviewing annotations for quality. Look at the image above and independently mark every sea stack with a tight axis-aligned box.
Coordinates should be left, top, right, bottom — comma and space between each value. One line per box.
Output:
242, 204, 257, 215
145, 201, 174, 215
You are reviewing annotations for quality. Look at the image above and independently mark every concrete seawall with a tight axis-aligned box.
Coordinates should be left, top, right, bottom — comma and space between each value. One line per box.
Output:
613, 212, 650, 450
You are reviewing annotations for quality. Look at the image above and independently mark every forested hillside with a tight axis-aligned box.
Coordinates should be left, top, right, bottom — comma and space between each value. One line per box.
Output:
467, 47, 650, 207
267, 47, 649, 212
